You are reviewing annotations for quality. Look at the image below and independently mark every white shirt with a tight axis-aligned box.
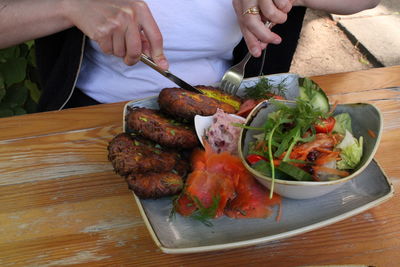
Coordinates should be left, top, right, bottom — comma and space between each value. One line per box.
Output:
76, 0, 243, 103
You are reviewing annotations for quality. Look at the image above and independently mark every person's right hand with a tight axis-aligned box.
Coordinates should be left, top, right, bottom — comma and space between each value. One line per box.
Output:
233, 0, 295, 58
63, 0, 168, 69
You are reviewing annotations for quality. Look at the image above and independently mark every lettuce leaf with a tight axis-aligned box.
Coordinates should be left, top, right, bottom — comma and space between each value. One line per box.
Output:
333, 113, 352, 135
336, 130, 363, 170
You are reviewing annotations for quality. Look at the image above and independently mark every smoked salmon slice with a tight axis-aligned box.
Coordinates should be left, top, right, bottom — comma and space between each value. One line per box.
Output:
174, 142, 281, 221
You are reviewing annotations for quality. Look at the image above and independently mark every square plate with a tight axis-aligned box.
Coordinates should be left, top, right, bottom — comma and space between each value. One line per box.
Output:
122, 74, 394, 254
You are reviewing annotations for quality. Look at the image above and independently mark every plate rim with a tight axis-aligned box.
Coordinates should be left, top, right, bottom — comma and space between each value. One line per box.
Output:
133, 158, 393, 254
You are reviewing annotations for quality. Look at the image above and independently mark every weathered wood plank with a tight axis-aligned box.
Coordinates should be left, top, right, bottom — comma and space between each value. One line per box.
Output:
0, 67, 399, 266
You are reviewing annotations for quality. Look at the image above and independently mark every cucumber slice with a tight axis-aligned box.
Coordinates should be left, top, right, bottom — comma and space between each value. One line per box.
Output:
299, 78, 329, 113
277, 161, 313, 181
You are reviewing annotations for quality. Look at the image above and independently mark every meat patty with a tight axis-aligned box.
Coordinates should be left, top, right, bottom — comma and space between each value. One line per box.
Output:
108, 132, 179, 176
126, 172, 184, 199
158, 87, 237, 120
126, 107, 198, 149
197, 85, 242, 111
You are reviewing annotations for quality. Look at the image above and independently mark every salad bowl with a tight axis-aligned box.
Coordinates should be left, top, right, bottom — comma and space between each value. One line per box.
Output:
238, 100, 383, 199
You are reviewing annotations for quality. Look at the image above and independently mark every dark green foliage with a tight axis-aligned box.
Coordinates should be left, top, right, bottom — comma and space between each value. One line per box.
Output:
0, 41, 41, 118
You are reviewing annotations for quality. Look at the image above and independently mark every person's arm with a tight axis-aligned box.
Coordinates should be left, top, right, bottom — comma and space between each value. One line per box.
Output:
0, 0, 168, 68
233, 0, 381, 58
293, 0, 380, 15
0, 0, 70, 49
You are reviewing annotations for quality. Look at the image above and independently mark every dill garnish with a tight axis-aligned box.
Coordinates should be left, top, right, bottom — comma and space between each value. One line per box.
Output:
191, 196, 220, 227
244, 77, 287, 100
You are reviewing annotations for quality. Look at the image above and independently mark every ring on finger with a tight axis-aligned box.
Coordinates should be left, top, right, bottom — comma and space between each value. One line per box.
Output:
242, 6, 260, 16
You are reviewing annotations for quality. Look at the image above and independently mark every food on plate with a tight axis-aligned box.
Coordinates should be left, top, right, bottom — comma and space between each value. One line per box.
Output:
197, 86, 242, 110
245, 98, 364, 196
108, 132, 182, 176
173, 142, 281, 224
236, 77, 287, 117
236, 98, 261, 118
126, 107, 198, 149
107, 133, 189, 199
126, 172, 184, 199
298, 77, 330, 113
202, 109, 245, 155
243, 76, 287, 101
158, 87, 237, 120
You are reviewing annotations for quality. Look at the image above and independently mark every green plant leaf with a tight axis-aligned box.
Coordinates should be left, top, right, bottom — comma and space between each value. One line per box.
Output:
0, 107, 14, 118
0, 57, 27, 86
24, 96, 38, 113
12, 106, 27, 116
24, 80, 41, 103
0, 73, 5, 101
3, 85, 28, 108
25, 40, 34, 49
0, 42, 41, 117
0, 46, 19, 60
19, 43, 30, 58
27, 45, 37, 68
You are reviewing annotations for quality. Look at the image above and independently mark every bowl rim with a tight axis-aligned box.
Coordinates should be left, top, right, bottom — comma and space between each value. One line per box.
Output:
237, 99, 383, 186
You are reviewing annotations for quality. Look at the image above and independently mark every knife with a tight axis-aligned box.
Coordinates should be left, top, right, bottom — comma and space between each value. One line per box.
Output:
140, 53, 204, 94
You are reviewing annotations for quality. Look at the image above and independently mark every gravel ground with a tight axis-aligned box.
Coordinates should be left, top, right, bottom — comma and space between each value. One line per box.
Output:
289, 9, 374, 77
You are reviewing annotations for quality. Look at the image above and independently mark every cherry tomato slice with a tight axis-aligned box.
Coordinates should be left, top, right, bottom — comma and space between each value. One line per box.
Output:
315, 117, 336, 133
236, 99, 261, 118
265, 93, 285, 100
246, 154, 268, 164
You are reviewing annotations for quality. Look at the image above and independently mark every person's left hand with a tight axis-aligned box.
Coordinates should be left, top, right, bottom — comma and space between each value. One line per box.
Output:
233, 0, 294, 57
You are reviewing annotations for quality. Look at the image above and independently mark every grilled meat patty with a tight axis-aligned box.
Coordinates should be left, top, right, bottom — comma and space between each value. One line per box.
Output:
108, 132, 180, 176
196, 86, 242, 111
126, 172, 184, 199
158, 87, 237, 120
126, 107, 198, 149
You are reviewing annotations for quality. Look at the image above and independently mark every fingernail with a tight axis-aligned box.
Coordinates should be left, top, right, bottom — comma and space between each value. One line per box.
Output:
251, 47, 260, 57
158, 59, 169, 70
272, 38, 282, 45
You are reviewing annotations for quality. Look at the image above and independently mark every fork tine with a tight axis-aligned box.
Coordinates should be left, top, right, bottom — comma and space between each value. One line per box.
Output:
220, 80, 227, 92
219, 22, 273, 96
224, 80, 233, 94
232, 84, 240, 96
231, 84, 239, 95
224, 81, 232, 94
228, 83, 236, 95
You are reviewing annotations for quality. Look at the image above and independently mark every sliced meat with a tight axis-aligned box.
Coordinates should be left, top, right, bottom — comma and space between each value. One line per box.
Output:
126, 107, 198, 149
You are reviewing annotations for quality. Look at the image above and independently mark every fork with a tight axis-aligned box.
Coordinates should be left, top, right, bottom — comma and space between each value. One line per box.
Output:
220, 21, 273, 95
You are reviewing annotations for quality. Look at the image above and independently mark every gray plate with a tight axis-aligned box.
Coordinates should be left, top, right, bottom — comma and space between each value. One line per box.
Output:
122, 74, 394, 254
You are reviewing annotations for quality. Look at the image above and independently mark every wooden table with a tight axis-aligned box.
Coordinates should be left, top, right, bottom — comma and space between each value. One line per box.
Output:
1, 66, 399, 266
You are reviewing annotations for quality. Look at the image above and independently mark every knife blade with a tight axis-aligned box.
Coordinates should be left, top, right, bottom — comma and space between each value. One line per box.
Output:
140, 53, 204, 94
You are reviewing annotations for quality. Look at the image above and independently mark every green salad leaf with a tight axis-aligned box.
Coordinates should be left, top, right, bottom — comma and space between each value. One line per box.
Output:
336, 130, 363, 170
333, 113, 353, 135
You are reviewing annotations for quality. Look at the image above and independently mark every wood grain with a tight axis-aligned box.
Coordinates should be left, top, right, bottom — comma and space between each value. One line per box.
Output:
311, 65, 400, 93
0, 67, 399, 267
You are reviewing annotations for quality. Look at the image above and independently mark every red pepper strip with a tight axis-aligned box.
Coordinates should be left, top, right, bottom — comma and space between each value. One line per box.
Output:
313, 166, 350, 177
246, 154, 268, 164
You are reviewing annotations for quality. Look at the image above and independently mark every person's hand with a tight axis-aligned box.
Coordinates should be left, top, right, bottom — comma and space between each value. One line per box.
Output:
233, 0, 294, 58
63, 0, 168, 69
